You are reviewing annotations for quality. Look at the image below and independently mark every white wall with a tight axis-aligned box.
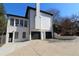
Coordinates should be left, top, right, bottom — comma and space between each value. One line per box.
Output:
29, 9, 53, 39
29, 9, 53, 31
29, 9, 36, 30
35, 14, 52, 31
6, 16, 29, 43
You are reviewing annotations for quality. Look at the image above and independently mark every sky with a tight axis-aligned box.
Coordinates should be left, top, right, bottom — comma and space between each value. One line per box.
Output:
4, 3, 35, 16
3, 3, 79, 17
40, 3, 79, 17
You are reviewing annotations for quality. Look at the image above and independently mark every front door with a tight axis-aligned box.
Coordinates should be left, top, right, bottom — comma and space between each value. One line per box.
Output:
9, 33, 13, 42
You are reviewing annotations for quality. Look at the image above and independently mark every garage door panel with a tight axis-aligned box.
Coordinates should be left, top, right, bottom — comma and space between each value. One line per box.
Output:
31, 32, 41, 39
46, 32, 52, 39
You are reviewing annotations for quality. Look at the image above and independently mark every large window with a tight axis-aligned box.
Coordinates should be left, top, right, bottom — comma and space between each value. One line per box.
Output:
24, 20, 27, 27
15, 19, 19, 26
22, 32, 26, 38
10, 18, 14, 26
20, 20, 23, 27
15, 32, 19, 39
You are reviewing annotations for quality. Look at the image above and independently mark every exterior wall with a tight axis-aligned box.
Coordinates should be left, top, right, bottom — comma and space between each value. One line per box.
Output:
29, 9, 36, 30
6, 16, 29, 43
36, 13, 52, 31
29, 9, 53, 40
29, 9, 53, 31
6, 9, 53, 43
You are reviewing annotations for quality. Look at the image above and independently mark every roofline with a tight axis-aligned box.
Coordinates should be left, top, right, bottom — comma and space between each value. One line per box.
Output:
7, 14, 27, 18
7, 6, 53, 19
25, 6, 53, 18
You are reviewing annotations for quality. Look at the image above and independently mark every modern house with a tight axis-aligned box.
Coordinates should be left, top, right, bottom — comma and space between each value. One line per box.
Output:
5, 6, 53, 43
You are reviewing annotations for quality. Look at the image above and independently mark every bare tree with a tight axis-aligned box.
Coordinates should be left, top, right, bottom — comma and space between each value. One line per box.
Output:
47, 9, 62, 38
47, 9, 60, 24
60, 18, 74, 36
71, 14, 79, 36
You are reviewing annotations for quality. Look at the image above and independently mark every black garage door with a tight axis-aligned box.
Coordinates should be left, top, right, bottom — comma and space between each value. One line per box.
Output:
46, 32, 52, 39
31, 32, 41, 39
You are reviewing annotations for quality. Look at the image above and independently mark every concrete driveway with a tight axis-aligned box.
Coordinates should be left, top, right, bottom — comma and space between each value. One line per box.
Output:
7, 39, 79, 56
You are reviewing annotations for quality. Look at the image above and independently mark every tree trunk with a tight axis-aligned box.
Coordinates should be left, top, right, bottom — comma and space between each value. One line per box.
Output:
1, 32, 4, 44
0, 33, 4, 46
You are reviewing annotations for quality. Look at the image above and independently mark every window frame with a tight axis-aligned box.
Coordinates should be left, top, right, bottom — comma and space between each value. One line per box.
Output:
15, 32, 19, 39
20, 19, 23, 27
22, 32, 26, 39
15, 19, 19, 26
24, 20, 27, 27
10, 18, 14, 26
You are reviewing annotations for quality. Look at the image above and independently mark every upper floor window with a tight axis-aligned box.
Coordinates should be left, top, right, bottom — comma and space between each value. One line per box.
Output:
24, 20, 27, 27
15, 19, 19, 26
20, 20, 23, 27
10, 18, 14, 26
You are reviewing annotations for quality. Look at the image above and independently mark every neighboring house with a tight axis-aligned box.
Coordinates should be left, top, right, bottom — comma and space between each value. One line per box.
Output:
5, 6, 53, 43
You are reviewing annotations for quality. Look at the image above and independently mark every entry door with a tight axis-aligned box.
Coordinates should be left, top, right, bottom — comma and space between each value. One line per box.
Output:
9, 33, 13, 42
46, 32, 52, 39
